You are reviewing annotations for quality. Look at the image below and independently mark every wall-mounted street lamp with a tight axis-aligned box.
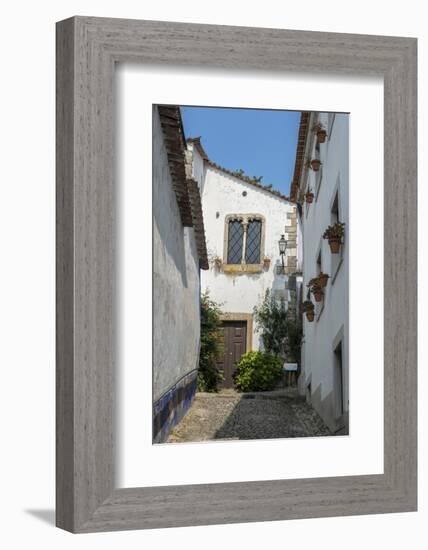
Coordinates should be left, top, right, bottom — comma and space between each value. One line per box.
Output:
277, 234, 288, 275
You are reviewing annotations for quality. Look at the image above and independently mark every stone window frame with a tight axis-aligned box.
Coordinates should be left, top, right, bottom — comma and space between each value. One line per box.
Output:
222, 213, 266, 273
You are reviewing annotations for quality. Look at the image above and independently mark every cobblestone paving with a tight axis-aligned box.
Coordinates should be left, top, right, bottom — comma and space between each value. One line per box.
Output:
167, 388, 332, 443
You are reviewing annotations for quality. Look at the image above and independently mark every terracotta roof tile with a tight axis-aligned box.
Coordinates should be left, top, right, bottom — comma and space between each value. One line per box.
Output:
187, 137, 293, 203
290, 112, 310, 202
158, 106, 209, 270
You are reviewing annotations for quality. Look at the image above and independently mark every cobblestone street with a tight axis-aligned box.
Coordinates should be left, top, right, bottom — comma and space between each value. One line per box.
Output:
167, 387, 332, 443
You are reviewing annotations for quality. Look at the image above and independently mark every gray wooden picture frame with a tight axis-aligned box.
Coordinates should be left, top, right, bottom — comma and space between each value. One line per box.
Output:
56, 16, 417, 533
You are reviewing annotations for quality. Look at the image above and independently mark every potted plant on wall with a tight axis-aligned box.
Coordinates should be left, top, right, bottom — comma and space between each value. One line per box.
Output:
310, 158, 322, 172
307, 277, 324, 302
314, 123, 327, 144
323, 222, 345, 253
212, 256, 223, 270
318, 271, 330, 288
302, 300, 315, 322
263, 257, 271, 269
305, 188, 314, 203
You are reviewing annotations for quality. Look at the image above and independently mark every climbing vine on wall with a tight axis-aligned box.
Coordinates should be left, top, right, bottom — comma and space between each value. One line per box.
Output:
198, 291, 224, 392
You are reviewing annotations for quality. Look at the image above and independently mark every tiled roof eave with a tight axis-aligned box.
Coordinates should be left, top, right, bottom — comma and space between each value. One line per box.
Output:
158, 106, 209, 269
206, 160, 294, 204
290, 111, 311, 202
186, 178, 209, 270
158, 105, 193, 227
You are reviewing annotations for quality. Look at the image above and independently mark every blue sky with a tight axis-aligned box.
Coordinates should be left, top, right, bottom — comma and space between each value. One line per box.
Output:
181, 106, 301, 196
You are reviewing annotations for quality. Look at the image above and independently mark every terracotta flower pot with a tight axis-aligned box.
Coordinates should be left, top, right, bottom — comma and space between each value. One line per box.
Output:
318, 273, 329, 288
328, 238, 341, 254
317, 129, 327, 143
263, 258, 271, 269
313, 289, 324, 302
306, 310, 315, 322
305, 192, 314, 204
310, 159, 321, 172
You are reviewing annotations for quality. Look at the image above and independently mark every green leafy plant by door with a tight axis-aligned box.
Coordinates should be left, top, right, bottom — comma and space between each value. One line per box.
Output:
234, 351, 283, 392
198, 291, 224, 392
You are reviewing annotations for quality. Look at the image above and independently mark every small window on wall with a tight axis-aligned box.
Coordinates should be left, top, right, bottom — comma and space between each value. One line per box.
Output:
331, 190, 340, 224
315, 140, 321, 159
245, 219, 262, 264
315, 248, 324, 319
330, 187, 343, 281
316, 249, 322, 275
225, 215, 264, 266
315, 157, 323, 200
328, 112, 336, 139
227, 219, 244, 264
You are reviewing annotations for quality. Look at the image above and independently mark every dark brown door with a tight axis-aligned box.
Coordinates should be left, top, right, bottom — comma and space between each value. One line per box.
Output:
217, 321, 247, 388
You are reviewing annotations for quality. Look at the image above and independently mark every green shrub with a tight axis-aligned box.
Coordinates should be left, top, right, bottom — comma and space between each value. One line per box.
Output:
197, 291, 224, 392
234, 351, 283, 392
253, 289, 303, 363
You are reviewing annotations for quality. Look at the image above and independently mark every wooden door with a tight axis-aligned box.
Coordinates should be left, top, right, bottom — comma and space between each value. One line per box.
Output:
217, 321, 247, 388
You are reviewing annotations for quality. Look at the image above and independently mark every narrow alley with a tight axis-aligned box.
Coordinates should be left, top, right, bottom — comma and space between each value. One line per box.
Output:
168, 388, 331, 443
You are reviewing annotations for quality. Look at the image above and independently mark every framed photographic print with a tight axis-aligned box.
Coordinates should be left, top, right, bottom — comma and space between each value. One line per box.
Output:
56, 16, 417, 532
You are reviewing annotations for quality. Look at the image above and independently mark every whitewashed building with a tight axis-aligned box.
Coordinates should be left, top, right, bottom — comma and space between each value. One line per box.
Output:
152, 106, 208, 442
291, 111, 349, 434
187, 137, 299, 388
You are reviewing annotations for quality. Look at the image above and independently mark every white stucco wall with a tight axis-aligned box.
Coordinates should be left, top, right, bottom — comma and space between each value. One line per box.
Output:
153, 108, 201, 403
296, 207, 303, 272
198, 161, 296, 350
187, 141, 206, 194
300, 112, 349, 431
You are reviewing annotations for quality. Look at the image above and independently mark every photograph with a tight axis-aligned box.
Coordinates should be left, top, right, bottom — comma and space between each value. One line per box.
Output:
0, 0, 419, 541
152, 104, 349, 444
